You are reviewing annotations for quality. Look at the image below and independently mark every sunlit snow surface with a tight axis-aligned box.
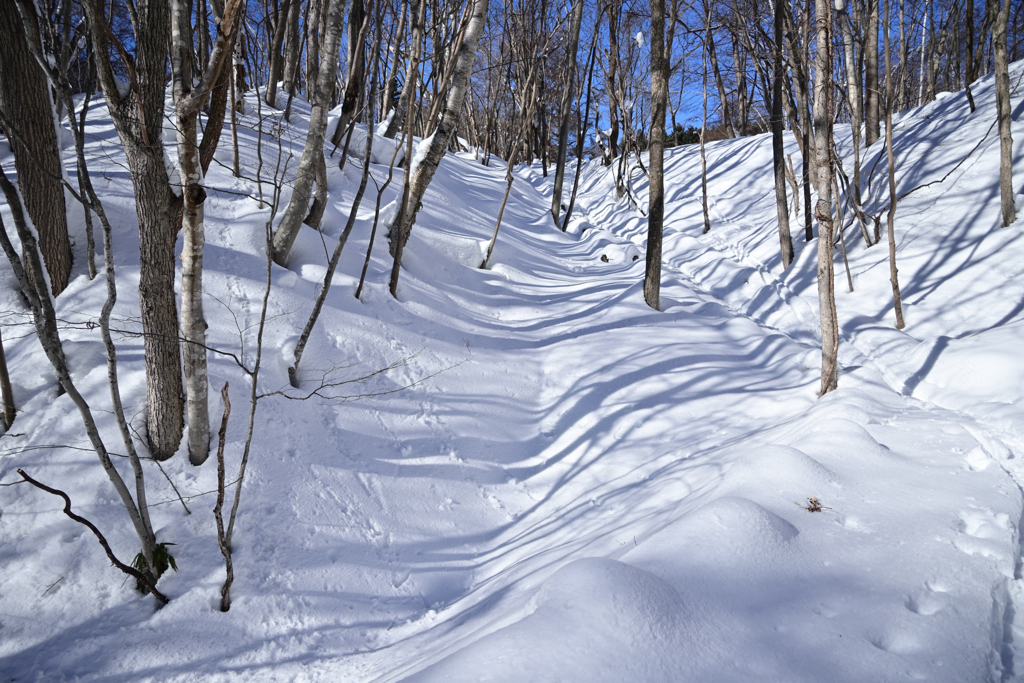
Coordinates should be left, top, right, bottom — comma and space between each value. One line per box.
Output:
2, 63, 1024, 682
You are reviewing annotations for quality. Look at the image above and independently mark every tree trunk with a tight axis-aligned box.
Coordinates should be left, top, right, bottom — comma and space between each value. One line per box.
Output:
270, 0, 348, 265
561, 37, 598, 231
80, 0, 184, 460
919, 0, 930, 106
645, 0, 668, 310
172, 0, 245, 465
382, 2, 407, 119
814, 0, 838, 395
773, 0, 794, 269
993, 0, 1016, 226
707, 19, 735, 138
0, 167, 158, 583
266, 0, 291, 107
0, 1, 72, 296
388, 0, 488, 297
282, 0, 303, 96
329, 0, 370, 148
306, 0, 323, 95
731, 6, 749, 136
386, 0, 423, 140
865, 0, 880, 146
291, 10, 383, 383
550, 0, 584, 227
607, 1, 621, 161
966, 0, 977, 111
839, 3, 869, 244
701, 3, 712, 234
0, 328, 14, 429
883, 0, 906, 327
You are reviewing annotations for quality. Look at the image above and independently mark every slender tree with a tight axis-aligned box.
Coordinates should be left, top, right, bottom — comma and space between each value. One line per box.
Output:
550, 0, 584, 227
388, 0, 489, 297
0, 328, 14, 429
171, 0, 246, 464
645, 0, 669, 310
966, 0, 977, 111
270, 0, 349, 265
864, 0, 880, 146
837, 0, 869, 245
813, 0, 838, 394
992, 0, 1016, 226
773, 0, 795, 268
883, 0, 905, 328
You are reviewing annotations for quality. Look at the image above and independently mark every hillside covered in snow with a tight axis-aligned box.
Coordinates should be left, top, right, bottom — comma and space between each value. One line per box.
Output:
2, 45, 1024, 683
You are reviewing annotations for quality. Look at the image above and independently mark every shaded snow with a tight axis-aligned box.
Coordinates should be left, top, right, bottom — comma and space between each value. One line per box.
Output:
1, 58, 1024, 683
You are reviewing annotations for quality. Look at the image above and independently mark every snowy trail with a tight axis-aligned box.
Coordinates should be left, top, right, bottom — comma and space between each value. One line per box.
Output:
1, 66, 1024, 682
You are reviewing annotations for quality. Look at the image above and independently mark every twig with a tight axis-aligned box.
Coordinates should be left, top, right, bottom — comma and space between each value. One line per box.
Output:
41, 575, 64, 597
16, 469, 168, 605
213, 383, 232, 612
151, 457, 191, 515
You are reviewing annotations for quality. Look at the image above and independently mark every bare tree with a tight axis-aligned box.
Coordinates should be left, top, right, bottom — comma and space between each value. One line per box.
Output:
79, 0, 184, 460
171, 0, 246, 464
992, 0, 1016, 226
0, 1, 73, 296
265, 0, 294, 107
388, 0, 488, 297
701, 2, 712, 234
966, 0, 977, 111
837, 0, 870, 245
813, 0, 838, 395
882, 0, 906, 328
645, 0, 670, 310
864, 0, 880, 146
0, 167, 162, 597
550, 0, 584, 227
270, 0, 349, 265
773, 0, 794, 268
291, 5, 383, 382
0, 328, 14, 429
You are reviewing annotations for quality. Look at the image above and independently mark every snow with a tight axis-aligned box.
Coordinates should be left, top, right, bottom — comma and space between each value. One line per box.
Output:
2, 59, 1024, 682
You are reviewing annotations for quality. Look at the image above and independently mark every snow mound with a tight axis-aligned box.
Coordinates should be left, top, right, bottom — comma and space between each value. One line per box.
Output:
406, 557, 698, 683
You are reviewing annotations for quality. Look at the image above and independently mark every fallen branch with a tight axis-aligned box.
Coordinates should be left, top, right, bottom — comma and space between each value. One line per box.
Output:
16, 469, 168, 605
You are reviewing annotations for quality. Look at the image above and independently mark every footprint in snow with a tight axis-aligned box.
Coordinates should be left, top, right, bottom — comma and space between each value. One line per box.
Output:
905, 584, 946, 616
951, 507, 1010, 560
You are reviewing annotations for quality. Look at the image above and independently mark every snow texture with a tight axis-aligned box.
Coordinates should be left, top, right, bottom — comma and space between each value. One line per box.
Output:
2, 58, 1024, 683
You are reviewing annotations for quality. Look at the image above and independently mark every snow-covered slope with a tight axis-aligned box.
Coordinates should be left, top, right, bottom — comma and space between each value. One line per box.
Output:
1, 62, 1024, 682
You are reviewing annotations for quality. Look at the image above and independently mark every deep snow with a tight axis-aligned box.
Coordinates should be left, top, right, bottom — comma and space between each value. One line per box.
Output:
1, 61, 1024, 682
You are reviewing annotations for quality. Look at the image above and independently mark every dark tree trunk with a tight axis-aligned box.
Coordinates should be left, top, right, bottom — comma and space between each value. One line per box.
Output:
773, 0, 794, 268
329, 0, 367, 148
865, 0, 880, 146
282, 0, 303, 96
607, 1, 621, 161
0, 328, 14, 429
0, 1, 73, 296
883, 0, 905, 327
993, 0, 1016, 225
80, 0, 184, 459
550, 0, 584, 226
266, 0, 291, 107
645, 0, 668, 310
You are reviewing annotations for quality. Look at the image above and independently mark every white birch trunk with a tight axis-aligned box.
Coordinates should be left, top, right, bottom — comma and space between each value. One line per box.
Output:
814, 0, 839, 395
270, 0, 347, 265
388, 0, 489, 297
172, 0, 244, 464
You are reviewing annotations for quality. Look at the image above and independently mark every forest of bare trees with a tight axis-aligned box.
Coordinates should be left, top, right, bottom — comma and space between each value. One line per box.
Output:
0, 0, 1021, 603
